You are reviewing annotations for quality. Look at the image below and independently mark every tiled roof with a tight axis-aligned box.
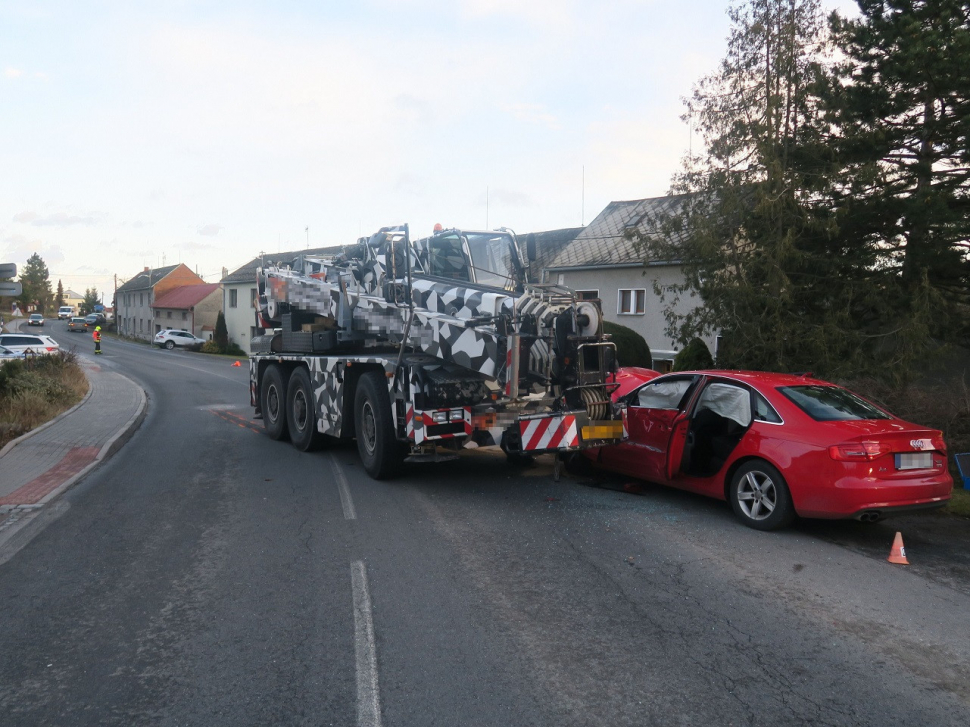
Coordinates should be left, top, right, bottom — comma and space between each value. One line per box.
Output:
222, 246, 346, 284
547, 194, 690, 269
116, 264, 181, 293
518, 227, 584, 281
152, 283, 220, 310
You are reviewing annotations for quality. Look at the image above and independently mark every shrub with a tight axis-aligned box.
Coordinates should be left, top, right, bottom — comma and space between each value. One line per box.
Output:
200, 341, 222, 354
674, 337, 715, 371
603, 320, 653, 369
214, 312, 229, 350
225, 342, 247, 357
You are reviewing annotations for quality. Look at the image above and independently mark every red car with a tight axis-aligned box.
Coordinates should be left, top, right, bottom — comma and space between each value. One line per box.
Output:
584, 369, 952, 530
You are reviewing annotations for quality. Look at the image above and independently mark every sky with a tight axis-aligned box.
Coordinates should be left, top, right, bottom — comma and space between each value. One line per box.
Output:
0, 0, 859, 299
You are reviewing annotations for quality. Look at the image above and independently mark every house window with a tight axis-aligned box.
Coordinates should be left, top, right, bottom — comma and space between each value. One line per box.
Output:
576, 290, 599, 301
652, 358, 674, 373
167, 311, 172, 319
140, 293, 144, 306
250, 288, 258, 306
229, 289, 238, 308
182, 312, 188, 321
618, 289, 646, 315
250, 326, 257, 339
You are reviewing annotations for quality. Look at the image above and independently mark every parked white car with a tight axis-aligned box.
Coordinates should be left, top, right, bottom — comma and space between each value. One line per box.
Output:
154, 329, 206, 350
0, 344, 27, 364
0, 333, 61, 355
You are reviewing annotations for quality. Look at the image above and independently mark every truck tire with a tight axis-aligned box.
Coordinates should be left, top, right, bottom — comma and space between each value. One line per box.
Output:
261, 364, 289, 441
287, 366, 324, 452
354, 371, 405, 479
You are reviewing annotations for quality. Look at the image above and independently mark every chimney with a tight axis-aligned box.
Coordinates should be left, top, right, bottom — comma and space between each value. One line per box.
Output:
144, 266, 150, 272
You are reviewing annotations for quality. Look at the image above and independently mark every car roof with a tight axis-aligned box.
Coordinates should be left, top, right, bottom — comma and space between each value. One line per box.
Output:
654, 369, 832, 388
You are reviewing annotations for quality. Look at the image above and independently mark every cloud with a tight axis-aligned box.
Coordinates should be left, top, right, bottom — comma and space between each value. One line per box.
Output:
504, 102, 560, 130
197, 223, 223, 236
75, 265, 112, 275
149, 188, 164, 201
179, 240, 217, 251
4, 67, 23, 78
1, 234, 66, 267
480, 188, 534, 207
13, 210, 99, 227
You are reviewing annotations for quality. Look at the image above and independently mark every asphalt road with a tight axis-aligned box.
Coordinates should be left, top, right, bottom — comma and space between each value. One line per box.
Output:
2, 323, 970, 726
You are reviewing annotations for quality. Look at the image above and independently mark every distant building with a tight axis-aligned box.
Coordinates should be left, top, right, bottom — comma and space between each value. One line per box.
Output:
62, 289, 84, 311
152, 283, 222, 340
116, 264, 206, 342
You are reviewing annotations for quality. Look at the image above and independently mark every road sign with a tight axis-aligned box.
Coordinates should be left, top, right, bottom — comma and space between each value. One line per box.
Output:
0, 262, 16, 278
0, 282, 23, 296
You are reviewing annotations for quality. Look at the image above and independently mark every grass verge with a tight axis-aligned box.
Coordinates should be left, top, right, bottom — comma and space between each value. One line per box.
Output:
0, 351, 89, 450
945, 486, 970, 518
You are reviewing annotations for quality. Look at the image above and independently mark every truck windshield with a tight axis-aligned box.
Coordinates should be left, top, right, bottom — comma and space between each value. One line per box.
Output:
464, 233, 516, 289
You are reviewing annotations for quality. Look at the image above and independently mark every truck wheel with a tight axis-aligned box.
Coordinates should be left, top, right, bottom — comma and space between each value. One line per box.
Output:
354, 371, 405, 479
260, 364, 289, 441
287, 367, 324, 452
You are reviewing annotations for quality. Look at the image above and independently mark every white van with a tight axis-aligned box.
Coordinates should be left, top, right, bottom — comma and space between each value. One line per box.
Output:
58, 305, 74, 319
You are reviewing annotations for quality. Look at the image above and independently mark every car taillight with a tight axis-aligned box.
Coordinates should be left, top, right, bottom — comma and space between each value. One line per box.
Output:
932, 435, 947, 452
828, 441, 892, 461
45, 347, 58, 352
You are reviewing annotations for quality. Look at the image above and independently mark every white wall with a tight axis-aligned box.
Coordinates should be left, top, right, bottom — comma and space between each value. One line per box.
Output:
552, 264, 716, 367
224, 281, 258, 351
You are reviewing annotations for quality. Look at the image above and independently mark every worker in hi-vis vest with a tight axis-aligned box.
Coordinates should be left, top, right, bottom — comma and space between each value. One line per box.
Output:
93, 326, 102, 355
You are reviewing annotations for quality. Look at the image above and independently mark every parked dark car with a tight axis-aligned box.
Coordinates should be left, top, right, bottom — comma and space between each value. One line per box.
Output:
84, 313, 106, 328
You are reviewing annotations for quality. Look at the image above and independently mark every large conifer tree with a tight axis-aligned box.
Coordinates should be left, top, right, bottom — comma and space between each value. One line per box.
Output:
825, 0, 970, 345
641, 0, 856, 374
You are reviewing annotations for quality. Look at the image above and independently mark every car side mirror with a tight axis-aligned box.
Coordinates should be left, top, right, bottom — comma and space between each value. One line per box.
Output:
526, 233, 537, 263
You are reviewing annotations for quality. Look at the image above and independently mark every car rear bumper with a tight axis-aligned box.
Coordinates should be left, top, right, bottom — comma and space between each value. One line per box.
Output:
796, 472, 953, 519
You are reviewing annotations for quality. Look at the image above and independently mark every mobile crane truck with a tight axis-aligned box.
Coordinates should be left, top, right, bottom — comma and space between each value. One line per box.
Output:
249, 224, 625, 479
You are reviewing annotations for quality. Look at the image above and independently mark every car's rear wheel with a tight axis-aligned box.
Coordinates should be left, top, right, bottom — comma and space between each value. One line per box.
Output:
165, 340, 175, 350
260, 364, 289, 441
286, 367, 324, 452
729, 460, 795, 531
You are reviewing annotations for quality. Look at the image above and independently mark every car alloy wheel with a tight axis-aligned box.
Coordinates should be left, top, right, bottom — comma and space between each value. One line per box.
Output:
729, 460, 795, 531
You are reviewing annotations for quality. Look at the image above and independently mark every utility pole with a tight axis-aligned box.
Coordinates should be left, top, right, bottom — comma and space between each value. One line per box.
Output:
486, 186, 489, 229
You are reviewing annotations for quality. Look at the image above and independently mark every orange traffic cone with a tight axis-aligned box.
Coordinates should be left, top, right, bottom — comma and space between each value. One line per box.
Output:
232, 361, 242, 367
887, 532, 909, 565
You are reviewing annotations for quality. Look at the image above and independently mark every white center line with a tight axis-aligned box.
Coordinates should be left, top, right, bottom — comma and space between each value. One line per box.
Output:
351, 560, 382, 727
331, 457, 357, 520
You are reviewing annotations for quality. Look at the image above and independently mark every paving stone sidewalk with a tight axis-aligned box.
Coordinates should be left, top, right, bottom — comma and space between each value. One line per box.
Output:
0, 355, 146, 515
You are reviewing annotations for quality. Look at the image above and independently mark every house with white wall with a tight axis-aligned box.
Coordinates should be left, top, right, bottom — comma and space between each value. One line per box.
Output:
542, 194, 714, 371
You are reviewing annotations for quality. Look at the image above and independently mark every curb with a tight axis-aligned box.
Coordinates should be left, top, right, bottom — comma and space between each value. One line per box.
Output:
38, 381, 149, 506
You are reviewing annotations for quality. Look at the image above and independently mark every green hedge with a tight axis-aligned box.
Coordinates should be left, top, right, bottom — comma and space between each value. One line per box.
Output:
604, 320, 653, 368
673, 337, 714, 371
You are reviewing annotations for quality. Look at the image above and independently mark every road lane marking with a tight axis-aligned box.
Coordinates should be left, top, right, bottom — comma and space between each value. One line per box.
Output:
351, 560, 382, 727
331, 457, 357, 520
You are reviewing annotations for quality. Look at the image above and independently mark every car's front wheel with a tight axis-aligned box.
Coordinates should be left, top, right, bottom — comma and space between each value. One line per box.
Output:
165, 340, 175, 350
728, 460, 795, 531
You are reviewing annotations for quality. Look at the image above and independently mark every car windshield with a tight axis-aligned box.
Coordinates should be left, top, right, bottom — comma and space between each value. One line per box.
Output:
778, 385, 892, 421
465, 232, 517, 289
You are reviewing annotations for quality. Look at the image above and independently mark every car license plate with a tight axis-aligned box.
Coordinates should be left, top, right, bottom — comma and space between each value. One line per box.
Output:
896, 452, 932, 470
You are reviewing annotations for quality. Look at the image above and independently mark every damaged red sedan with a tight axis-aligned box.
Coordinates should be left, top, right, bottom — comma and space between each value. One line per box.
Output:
584, 370, 952, 530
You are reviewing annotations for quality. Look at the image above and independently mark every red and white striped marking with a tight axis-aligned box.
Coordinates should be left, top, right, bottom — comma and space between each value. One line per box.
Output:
519, 415, 579, 451
409, 406, 472, 444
